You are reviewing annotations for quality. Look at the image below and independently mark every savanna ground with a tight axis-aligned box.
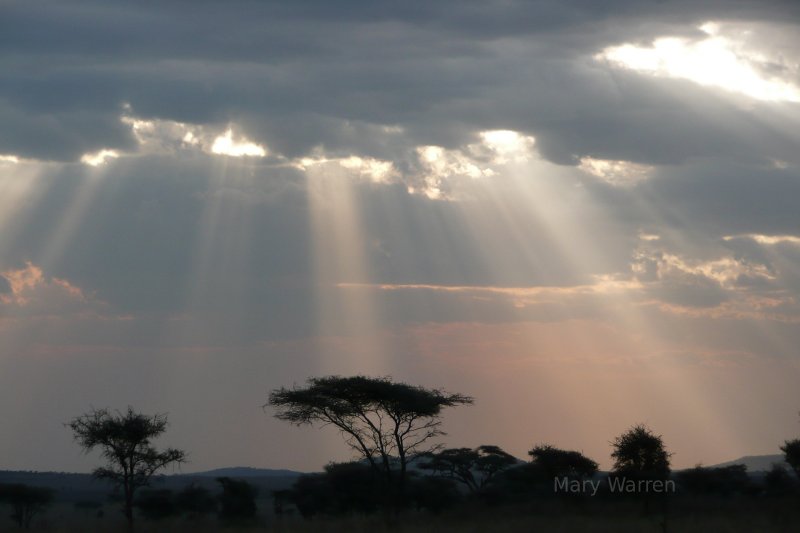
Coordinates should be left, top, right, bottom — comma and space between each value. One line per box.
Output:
19, 497, 799, 532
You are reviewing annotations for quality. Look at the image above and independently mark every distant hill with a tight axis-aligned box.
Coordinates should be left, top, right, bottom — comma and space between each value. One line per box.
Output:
181, 466, 303, 478
709, 454, 789, 472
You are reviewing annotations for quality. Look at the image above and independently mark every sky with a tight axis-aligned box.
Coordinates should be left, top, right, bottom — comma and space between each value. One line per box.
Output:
1, 0, 800, 474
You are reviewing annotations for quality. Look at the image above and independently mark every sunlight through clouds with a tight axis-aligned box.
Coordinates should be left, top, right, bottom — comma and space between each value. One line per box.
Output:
294, 153, 398, 184
598, 22, 800, 103
121, 109, 268, 159
578, 158, 653, 186
411, 130, 536, 199
210, 129, 267, 158
80, 149, 119, 167
479, 130, 536, 163
724, 234, 800, 245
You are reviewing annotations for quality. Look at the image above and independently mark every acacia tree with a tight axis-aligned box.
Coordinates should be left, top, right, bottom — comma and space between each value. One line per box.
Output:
419, 445, 517, 495
610, 424, 671, 479
268, 376, 473, 494
68, 407, 186, 526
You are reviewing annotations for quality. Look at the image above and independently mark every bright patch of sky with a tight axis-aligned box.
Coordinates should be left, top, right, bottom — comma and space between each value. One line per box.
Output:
210, 129, 267, 158
598, 22, 800, 103
724, 234, 800, 245
80, 149, 119, 167
578, 157, 653, 186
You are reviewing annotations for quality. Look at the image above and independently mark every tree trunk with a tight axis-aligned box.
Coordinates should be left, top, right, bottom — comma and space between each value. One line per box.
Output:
124, 483, 134, 527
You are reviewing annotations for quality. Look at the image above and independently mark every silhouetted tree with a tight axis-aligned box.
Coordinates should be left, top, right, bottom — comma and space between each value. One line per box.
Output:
0, 484, 54, 529
611, 424, 671, 479
67, 407, 186, 526
610, 424, 671, 513
419, 445, 517, 495
528, 444, 599, 482
781, 439, 800, 480
217, 477, 257, 522
268, 375, 473, 497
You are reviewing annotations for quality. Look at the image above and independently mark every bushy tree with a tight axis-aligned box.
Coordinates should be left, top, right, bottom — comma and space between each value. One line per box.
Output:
67, 407, 186, 525
419, 445, 517, 495
0, 484, 54, 529
611, 424, 671, 479
528, 444, 599, 482
268, 375, 473, 495
610, 424, 671, 513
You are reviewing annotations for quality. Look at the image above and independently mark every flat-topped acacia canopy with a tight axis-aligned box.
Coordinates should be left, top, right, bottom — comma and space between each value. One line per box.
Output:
268, 375, 473, 489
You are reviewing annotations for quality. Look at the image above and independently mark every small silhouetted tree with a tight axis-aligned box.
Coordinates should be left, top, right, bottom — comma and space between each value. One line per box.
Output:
611, 424, 671, 479
217, 478, 257, 522
419, 445, 517, 495
268, 375, 473, 498
781, 439, 800, 480
67, 407, 186, 526
0, 484, 54, 529
611, 424, 671, 513
528, 444, 599, 482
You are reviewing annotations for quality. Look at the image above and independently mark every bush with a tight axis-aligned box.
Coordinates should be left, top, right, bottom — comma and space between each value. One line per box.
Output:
288, 462, 381, 517
764, 464, 796, 496
676, 465, 754, 496
407, 476, 461, 513
217, 477, 258, 522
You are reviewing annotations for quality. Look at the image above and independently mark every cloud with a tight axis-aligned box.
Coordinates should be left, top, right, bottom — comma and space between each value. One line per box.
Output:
3, 1, 800, 170
0, 262, 94, 316
598, 21, 800, 102
578, 158, 654, 186
2, 0, 800, 472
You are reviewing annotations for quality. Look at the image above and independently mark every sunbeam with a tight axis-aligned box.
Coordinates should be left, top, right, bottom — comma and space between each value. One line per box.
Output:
304, 160, 389, 375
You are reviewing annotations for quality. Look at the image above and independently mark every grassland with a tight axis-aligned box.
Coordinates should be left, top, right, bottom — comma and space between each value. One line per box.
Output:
18, 496, 799, 532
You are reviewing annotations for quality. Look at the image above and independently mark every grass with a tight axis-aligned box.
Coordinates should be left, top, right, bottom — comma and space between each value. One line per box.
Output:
19, 496, 800, 532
